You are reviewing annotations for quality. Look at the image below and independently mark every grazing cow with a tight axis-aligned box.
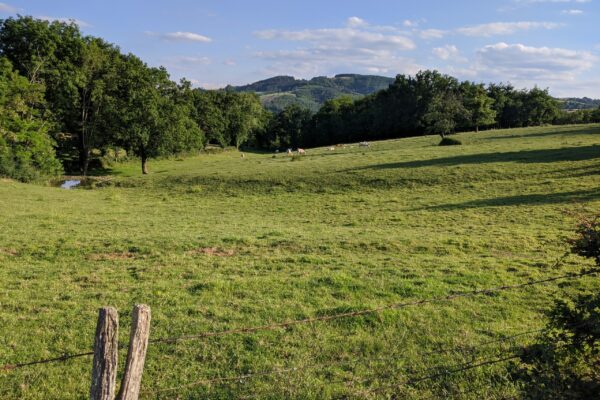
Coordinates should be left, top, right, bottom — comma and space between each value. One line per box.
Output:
287, 148, 293, 156
297, 148, 306, 155
328, 147, 335, 151
359, 141, 370, 147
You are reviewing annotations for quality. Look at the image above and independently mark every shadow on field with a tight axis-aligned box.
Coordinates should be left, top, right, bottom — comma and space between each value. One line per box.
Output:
355, 145, 600, 170
485, 127, 600, 140
422, 188, 600, 211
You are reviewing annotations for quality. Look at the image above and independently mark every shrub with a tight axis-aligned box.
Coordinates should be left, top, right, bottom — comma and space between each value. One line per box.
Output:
512, 213, 600, 399
568, 213, 600, 265
439, 137, 462, 146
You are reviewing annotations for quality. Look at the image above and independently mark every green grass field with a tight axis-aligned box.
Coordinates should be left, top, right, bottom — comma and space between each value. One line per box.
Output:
1, 124, 599, 399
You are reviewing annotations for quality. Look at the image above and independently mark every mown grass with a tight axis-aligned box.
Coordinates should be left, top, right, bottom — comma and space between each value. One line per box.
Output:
1, 124, 600, 399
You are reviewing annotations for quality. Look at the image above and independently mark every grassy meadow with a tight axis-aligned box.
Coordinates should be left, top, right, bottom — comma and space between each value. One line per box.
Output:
1, 124, 600, 399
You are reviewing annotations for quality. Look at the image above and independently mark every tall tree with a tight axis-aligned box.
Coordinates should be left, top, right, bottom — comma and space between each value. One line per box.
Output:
111, 55, 203, 174
423, 91, 469, 138
0, 57, 62, 180
461, 82, 496, 132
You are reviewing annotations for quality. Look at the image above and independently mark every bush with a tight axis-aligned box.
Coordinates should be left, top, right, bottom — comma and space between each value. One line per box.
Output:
439, 137, 462, 146
568, 213, 600, 265
512, 213, 600, 399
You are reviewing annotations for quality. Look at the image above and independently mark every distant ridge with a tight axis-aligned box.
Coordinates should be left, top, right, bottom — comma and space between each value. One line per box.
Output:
558, 97, 600, 110
229, 74, 395, 113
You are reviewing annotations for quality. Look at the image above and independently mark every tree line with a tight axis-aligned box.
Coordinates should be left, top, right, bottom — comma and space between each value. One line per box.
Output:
1, 16, 599, 181
257, 71, 600, 149
0, 16, 267, 179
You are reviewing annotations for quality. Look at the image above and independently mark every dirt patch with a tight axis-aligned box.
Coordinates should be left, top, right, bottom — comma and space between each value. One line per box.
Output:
88, 252, 137, 261
0, 248, 18, 256
188, 247, 235, 257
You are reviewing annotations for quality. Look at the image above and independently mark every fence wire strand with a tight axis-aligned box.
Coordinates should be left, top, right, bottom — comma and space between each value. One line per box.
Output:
150, 269, 591, 344
1, 267, 592, 374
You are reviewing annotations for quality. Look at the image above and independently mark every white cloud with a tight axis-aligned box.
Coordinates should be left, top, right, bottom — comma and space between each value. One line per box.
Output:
457, 21, 561, 37
255, 47, 422, 78
432, 45, 462, 61
0, 2, 16, 13
347, 16, 367, 28
146, 31, 212, 43
418, 29, 448, 39
255, 28, 414, 50
477, 42, 596, 82
562, 8, 584, 14
254, 19, 418, 78
38, 16, 91, 28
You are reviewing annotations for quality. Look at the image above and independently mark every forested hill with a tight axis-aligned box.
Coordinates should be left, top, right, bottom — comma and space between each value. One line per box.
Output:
558, 97, 600, 110
230, 74, 395, 113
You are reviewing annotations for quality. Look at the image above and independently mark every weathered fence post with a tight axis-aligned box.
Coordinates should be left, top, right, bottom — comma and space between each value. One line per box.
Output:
117, 304, 151, 400
90, 307, 119, 400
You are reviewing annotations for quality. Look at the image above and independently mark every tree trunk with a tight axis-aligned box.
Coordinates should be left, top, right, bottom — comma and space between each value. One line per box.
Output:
141, 153, 148, 175
476, 125, 479, 133
80, 148, 90, 176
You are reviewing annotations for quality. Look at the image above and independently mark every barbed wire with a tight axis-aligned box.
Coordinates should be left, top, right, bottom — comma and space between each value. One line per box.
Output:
143, 320, 592, 396
150, 268, 591, 344
0, 350, 94, 372
1, 267, 592, 373
142, 324, 544, 396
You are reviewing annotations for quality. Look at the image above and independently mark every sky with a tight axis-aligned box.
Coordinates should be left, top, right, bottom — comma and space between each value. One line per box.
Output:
1, 0, 599, 97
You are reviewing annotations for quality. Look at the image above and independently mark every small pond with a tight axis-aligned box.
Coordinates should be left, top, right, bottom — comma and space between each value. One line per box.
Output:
60, 180, 81, 189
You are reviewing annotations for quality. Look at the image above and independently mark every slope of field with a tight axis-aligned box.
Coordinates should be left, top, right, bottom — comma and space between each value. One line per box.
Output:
1, 125, 599, 399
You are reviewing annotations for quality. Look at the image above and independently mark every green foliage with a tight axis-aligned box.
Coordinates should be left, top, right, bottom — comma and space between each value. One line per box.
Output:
190, 90, 267, 148
0, 57, 62, 181
424, 91, 469, 137
461, 82, 496, 132
261, 71, 562, 150
110, 55, 204, 174
439, 137, 462, 146
513, 214, 600, 399
560, 97, 600, 110
259, 104, 312, 148
513, 293, 600, 399
569, 213, 600, 266
233, 74, 394, 113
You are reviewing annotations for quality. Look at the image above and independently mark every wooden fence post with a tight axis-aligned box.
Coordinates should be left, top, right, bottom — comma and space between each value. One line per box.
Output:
117, 304, 151, 400
90, 307, 119, 400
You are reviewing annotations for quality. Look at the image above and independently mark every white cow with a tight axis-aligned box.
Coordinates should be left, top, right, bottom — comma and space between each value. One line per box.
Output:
297, 148, 306, 155
359, 141, 370, 147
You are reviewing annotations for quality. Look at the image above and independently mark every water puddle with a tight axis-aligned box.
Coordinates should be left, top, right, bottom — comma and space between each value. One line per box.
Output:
60, 180, 81, 189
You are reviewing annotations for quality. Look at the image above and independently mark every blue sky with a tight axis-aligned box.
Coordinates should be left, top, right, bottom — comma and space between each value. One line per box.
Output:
1, 0, 599, 96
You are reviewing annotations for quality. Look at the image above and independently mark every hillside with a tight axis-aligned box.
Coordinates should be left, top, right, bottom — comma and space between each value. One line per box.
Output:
231, 74, 395, 112
1, 124, 599, 399
559, 97, 600, 110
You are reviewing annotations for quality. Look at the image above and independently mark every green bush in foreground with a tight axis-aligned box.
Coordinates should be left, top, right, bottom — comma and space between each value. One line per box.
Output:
513, 215, 600, 399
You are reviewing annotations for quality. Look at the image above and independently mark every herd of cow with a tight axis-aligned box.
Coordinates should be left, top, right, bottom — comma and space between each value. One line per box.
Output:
283, 141, 370, 156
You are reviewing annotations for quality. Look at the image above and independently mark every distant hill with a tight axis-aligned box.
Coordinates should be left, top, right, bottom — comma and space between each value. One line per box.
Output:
558, 97, 600, 110
230, 74, 395, 113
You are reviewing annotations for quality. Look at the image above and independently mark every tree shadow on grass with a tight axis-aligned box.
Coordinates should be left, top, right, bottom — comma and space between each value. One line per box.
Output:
353, 145, 600, 171
420, 188, 600, 211
485, 127, 600, 141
